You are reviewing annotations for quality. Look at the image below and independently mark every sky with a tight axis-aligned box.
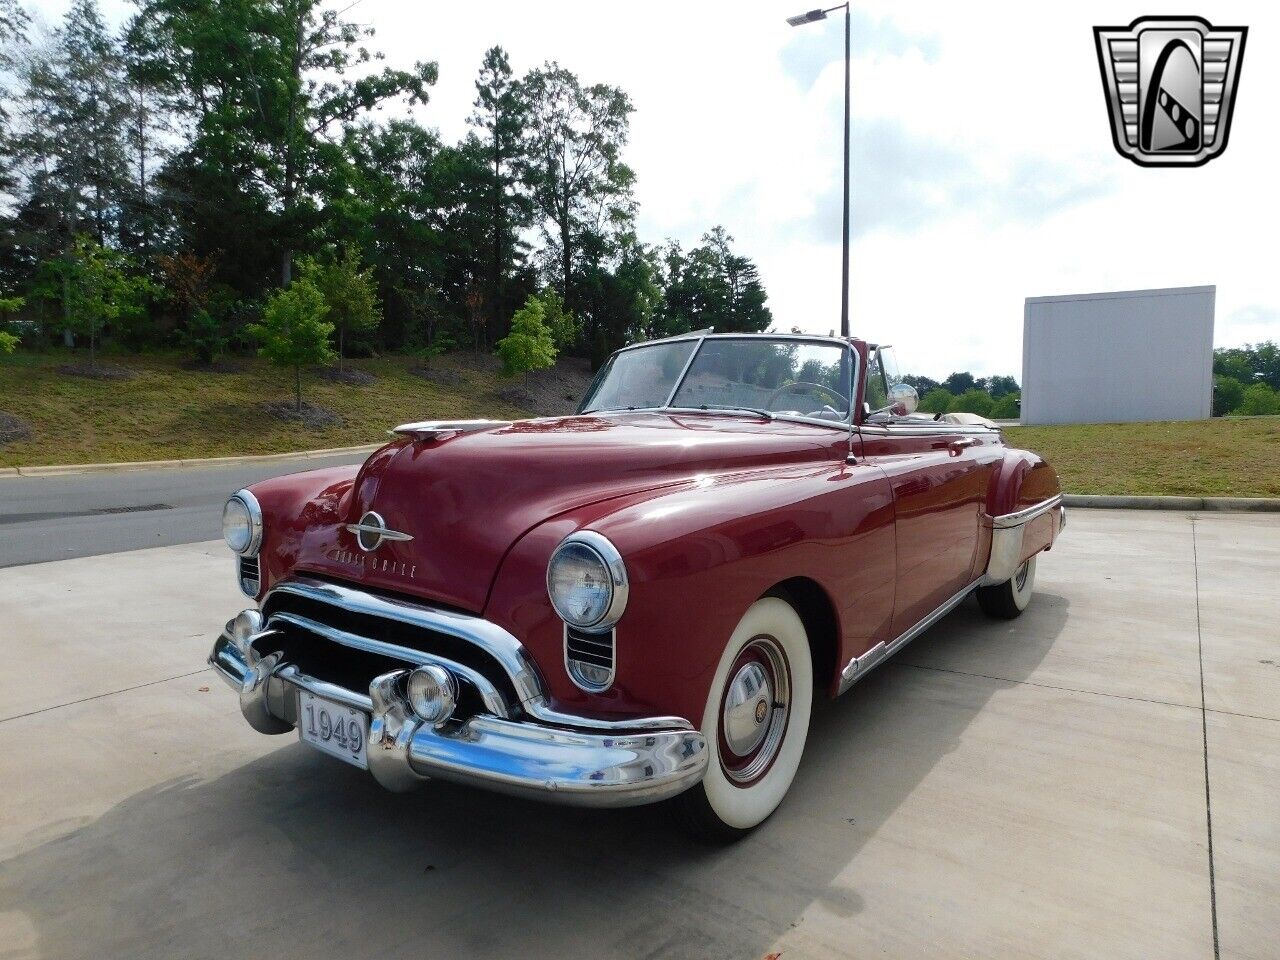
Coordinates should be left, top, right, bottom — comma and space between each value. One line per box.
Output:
25, 0, 1280, 379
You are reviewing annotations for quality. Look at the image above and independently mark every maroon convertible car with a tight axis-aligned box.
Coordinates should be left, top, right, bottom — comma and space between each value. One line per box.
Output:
211, 332, 1064, 839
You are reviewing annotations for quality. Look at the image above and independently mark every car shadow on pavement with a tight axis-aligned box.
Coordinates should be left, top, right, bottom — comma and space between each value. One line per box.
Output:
0, 593, 1068, 960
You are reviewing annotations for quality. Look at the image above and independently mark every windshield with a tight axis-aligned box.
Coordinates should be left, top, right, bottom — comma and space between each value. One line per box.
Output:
580, 339, 697, 413
581, 336, 853, 422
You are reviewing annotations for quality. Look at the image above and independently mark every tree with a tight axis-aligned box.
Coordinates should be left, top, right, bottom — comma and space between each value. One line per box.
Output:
943, 371, 977, 395
132, 0, 437, 284
469, 46, 530, 341
990, 393, 1020, 419
987, 375, 1019, 398
649, 229, 771, 341
537, 285, 578, 351
521, 62, 634, 329
497, 293, 556, 389
918, 387, 953, 414
247, 278, 334, 410
0, 294, 22, 353
1213, 375, 1245, 417
1234, 382, 1280, 417
949, 388, 994, 417
35, 236, 149, 367
300, 245, 380, 371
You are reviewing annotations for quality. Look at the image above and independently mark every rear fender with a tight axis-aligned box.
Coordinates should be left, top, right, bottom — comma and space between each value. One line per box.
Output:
979, 449, 1063, 585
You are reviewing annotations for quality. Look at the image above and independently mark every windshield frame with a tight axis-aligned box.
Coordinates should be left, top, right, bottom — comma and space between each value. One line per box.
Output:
578, 333, 859, 431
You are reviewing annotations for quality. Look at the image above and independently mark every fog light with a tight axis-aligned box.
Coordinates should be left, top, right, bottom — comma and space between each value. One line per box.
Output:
406, 665, 457, 726
230, 610, 263, 646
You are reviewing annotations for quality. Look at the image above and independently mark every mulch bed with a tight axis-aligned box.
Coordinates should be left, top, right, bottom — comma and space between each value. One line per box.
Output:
409, 366, 463, 386
0, 411, 32, 446
314, 366, 377, 386
261, 400, 343, 429
56, 361, 136, 381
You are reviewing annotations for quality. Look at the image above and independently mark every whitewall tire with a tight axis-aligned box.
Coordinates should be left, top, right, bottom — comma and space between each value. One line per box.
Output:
976, 555, 1037, 619
674, 596, 813, 841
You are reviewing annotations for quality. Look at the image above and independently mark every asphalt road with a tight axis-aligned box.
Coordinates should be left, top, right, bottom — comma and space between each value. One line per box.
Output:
0, 453, 366, 567
2, 508, 1276, 959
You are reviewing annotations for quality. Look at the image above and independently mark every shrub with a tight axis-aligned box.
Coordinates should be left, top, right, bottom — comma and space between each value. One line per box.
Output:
1233, 382, 1280, 416
948, 388, 994, 417
918, 387, 953, 414
300, 246, 380, 372
247, 279, 335, 411
178, 308, 230, 366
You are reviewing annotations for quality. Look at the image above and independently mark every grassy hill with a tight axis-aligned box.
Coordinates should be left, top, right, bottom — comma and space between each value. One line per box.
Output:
0, 350, 591, 467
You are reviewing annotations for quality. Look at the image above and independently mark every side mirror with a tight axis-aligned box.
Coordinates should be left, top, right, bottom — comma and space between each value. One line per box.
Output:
888, 382, 919, 416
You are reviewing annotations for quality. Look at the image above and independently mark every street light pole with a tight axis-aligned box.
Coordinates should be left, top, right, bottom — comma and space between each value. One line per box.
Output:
786, 4, 851, 337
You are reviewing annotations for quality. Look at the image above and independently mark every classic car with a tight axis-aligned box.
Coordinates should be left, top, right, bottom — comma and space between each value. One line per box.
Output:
210, 332, 1064, 839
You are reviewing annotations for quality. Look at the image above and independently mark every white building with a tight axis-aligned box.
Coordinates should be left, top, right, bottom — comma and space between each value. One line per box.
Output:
1021, 285, 1215, 425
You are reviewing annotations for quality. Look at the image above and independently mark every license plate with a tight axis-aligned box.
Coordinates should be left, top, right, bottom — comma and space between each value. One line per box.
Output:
298, 691, 369, 770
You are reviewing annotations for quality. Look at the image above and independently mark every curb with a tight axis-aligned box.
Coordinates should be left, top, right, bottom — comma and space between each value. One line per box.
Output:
1, 443, 385, 479
1063, 494, 1280, 512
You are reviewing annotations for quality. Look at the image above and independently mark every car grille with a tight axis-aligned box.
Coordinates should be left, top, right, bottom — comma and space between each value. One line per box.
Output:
260, 580, 521, 711
565, 626, 615, 692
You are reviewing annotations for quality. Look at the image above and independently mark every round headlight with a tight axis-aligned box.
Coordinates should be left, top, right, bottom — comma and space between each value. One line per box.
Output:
547, 532, 628, 632
222, 490, 263, 556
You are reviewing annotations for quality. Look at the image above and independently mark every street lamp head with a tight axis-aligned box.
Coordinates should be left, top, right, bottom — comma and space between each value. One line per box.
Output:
786, 9, 827, 26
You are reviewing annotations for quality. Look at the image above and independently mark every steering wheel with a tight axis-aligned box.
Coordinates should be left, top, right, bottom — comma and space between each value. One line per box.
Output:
765, 381, 849, 412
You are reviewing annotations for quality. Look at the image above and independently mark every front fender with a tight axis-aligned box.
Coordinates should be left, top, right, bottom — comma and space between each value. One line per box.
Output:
242, 465, 359, 598
484, 460, 895, 725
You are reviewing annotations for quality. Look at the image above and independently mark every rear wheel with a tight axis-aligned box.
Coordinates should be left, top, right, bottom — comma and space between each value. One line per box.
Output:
674, 596, 813, 842
976, 555, 1037, 619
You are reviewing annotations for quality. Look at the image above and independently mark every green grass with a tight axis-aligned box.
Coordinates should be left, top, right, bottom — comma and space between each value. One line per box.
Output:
1007, 418, 1280, 497
0, 350, 533, 467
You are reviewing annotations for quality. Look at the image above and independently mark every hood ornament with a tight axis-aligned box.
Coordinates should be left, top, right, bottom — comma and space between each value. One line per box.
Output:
345, 511, 414, 552
390, 419, 510, 442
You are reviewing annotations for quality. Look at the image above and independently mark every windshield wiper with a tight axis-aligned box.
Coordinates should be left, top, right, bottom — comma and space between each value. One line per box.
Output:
686, 404, 775, 421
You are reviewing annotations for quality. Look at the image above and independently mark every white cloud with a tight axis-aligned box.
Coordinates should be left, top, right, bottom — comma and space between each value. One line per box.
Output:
30, 0, 1280, 378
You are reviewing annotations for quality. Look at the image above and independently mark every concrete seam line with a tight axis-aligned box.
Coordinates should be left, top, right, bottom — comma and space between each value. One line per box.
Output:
0, 667, 213, 725
1190, 518, 1221, 960
1063, 494, 1280, 512
3, 442, 386, 479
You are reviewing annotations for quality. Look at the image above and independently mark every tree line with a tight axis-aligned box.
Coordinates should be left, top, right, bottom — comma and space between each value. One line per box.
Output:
1213, 342, 1280, 416
0, 0, 774, 376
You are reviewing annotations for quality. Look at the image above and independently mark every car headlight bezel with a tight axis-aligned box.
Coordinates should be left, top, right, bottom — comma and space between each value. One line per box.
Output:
222, 489, 264, 557
546, 531, 629, 633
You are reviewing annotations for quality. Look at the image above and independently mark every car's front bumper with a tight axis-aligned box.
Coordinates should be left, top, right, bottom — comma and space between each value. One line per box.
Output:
209, 622, 708, 807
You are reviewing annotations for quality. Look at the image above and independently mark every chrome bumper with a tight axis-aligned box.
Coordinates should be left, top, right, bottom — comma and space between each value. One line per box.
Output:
209, 622, 708, 808
981, 494, 1066, 586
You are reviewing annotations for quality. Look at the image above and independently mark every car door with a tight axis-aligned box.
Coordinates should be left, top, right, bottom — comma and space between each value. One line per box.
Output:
855, 347, 996, 636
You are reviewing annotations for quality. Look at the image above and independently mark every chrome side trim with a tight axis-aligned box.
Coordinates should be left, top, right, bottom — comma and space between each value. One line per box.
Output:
266, 611, 511, 718
838, 581, 978, 694
857, 423, 998, 437
990, 494, 1064, 528
265, 577, 696, 733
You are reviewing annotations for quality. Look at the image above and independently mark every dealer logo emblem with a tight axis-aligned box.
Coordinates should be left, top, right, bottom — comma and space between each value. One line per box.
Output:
1094, 16, 1247, 167
344, 511, 414, 552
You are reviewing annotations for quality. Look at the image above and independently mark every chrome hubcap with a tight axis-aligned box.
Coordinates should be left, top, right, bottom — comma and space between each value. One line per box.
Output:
723, 661, 772, 758
719, 636, 791, 786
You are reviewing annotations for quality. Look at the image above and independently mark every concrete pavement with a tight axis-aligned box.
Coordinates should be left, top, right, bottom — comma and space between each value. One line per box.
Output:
0, 452, 365, 568
0, 510, 1276, 959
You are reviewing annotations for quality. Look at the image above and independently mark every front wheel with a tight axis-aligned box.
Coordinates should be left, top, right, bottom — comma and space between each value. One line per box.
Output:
976, 555, 1037, 619
673, 596, 813, 842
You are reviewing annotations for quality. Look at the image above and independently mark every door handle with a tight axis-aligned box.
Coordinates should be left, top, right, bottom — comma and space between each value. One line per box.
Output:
948, 438, 979, 454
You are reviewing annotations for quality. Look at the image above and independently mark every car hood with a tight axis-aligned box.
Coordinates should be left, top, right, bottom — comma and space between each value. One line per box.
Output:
292, 412, 843, 612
